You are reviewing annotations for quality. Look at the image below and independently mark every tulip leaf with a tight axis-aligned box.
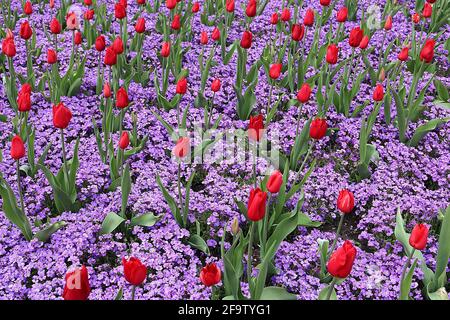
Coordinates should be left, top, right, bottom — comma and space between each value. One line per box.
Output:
408, 117, 450, 147
399, 259, 418, 300
188, 234, 210, 254
120, 164, 131, 218
35, 221, 67, 242
259, 286, 297, 300
156, 175, 183, 227
115, 287, 123, 300
130, 213, 162, 227
433, 205, 450, 290
298, 212, 322, 228
318, 285, 337, 300
100, 212, 126, 235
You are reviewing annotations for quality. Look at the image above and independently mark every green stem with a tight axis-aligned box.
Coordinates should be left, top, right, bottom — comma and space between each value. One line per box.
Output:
329, 213, 345, 256
293, 140, 314, 185
177, 162, 184, 226
261, 193, 271, 258
131, 285, 136, 300
60, 129, 69, 190
325, 277, 337, 300
247, 222, 255, 285
16, 160, 25, 215
400, 248, 415, 287
253, 142, 257, 189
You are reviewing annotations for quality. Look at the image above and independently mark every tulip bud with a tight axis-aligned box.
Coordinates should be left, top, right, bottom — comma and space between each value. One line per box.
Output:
349, 27, 364, 47
409, 223, 429, 250
63, 266, 91, 300
248, 114, 264, 142
192, 2, 200, 13
267, 170, 283, 194
135, 17, 146, 33
320, 0, 331, 6
326, 44, 339, 64
304, 8, 315, 27
173, 137, 190, 159
226, 0, 235, 12
422, 3, 432, 18
116, 87, 129, 109
281, 8, 291, 22
309, 118, 328, 140
359, 35, 370, 49
24, 1, 33, 15
297, 83, 312, 103
211, 79, 221, 92
137, 0, 146, 5
10, 135, 25, 160
240, 30, 253, 49
95, 35, 106, 52
397, 47, 409, 61
384, 15, 393, 31
247, 188, 267, 221
114, 2, 127, 19
378, 68, 385, 82
176, 77, 188, 95
270, 12, 279, 25
112, 37, 124, 54
166, 0, 177, 10
119, 131, 130, 150
230, 217, 239, 235
420, 39, 435, 63
74, 31, 82, 45
291, 24, 305, 42
103, 83, 112, 98
161, 41, 170, 57
336, 7, 348, 23
122, 257, 147, 286
84, 9, 94, 20
412, 13, 420, 24
200, 31, 208, 45
211, 27, 220, 42
50, 18, 61, 34
269, 63, 282, 80
2, 37, 16, 57
47, 48, 57, 64
171, 14, 181, 30
52, 103, 72, 129
337, 189, 355, 214
20, 21, 33, 40
327, 241, 357, 279
200, 263, 221, 287
49, 0, 55, 9
246, 0, 257, 18
104, 46, 117, 65
17, 90, 31, 112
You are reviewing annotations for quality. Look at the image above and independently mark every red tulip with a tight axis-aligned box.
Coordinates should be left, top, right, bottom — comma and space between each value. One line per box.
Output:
2, 37, 16, 57
17, 91, 31, 112
269, 63, 282, 80
326, 44, 339, 64
66, 12, 79, 30
409, 223, 429, 251
161, 41, 170, 57
240, 30, 253, 49
211, 79, 221, 92
62, 266, 91, 300
420, 39, 435, 63
199, 263, 221, 287
200, 31, 208, 45
247, 188, 267, 222
95, 35, 106, 52
359, 35, 369, 49
21, 83, 32, 95
176, 77, 188, 95
291, 24, 305, 42
384, 15, 393, 30
49, 0, 55, 9
397, 47, 409, 61
373, 84, 384, 102
412, 13, 420, 24
304, 8, 315, 27
10, 135, 25, 160
84, 9, 94, 20
47, 48, 57, 64
327, 240, 357, 279
52, 103, 72, 129
122, 257, 147, 286
426, 0, 436, 3
50, 18, 61, 34
116, 87, 129, 109
246, 0, 257, 18
172, 137, 190, 158
281, 8, 291, 22
211, 27, 220, 42
309, 118, 328, 140
267, 170, 283, 193
192, 2, 200, 13
336, 7, 348, 23
270, 12, 279, 25
422, 3, 432, 18
104, 46, 117, 65
337, 189, 354, 214
137, 0, 146, 5
20, 21, 33, 40
135, 17, 146, 33
114, 2, 127, 19
320, 0, 331, 6
24, 1, 33, 15
297, 83, 312, 103
74, 31, 82, 45
166, 0, 177, 10
226, 0, 235, 12
119, 0, 128, 8
112, 37, 124, 54
171, 14, 181, 30
248, 114, 264, 142
348, 27, 364, 47
84, 0, 93, 5
104, 83, 112, 98
119, 131, 130, 150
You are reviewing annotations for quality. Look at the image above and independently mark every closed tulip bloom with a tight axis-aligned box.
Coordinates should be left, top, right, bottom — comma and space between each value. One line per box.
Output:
166, 0, 177, 10
50, 18, 61, 34
270, 13, 279, 25
248, 114, 264, 142
21, 83, 32, 95
373, 84, 384, 101
192, 2, 200, 13
246, 0, 257, 18
326, 44, 339, 64
309, 118, 328, 140
412, 13, 420, 24
161, 41, 170, 57
211, 27, 220, 41
297, 83, 312, 103
267, 170, 283, 193
20, 21, 33, 40
348, 27, 364, 47
119, 131, 130, 150
173, 137, 190, 158
122, 257, 147, 286
84, 0, 93, 5
112, 37, 124, 54
337, 189, 354, 214
66, 12, 79, 30
47, 48, 57, 64
291, 24, 305, 42
200, 31, 208, 45
10, 135, 26, 160
74, 31, 82, 45
137, 0, 146, 5
84, 9, 94, 20
359, 35, 369, 49
304, 8, 315, 27
226, 0, 235, 12
62, 266, 91, 300
116, 87, 129, 108
211, 79, 221, 92
24, 1, 33, 15
422, 3, 432, 18
398, 47, 409, 61
320, 0, 331, 6
281, 8, 291, 22
200, 263, 221, 287
114, 2, 127, 19
176, 77, 188, 95
409, 223, 429, 251
420, 39, 435, 63
269, 63, 282, 80
384, 15, 393, 30
426, 0, 436, 3
49, 0, 55, 8
240, 30, 253, 49
53, 103, 72, 129
119, 0, 128, 8
336, 7, 348, 23
17, 91, 31, 112
2, 37, 16, 57
104, 46, 117, 65
171, 14, 181, 30
135, 17, 146, 33
327, 240, 357, 279
103, 83, 112, 98
248, 188, 267, 222
95, 35, 106, 51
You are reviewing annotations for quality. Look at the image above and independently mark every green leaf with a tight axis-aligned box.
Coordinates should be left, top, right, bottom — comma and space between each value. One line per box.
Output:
259, 286, 297, 300
120, 164, 132, 218
114, 287, 123, 300
318, 284, 337, 300
188, 234, 210, 254
298, 212, 322, 227
434, 79, 449, 101
35, 221, 67, 242
156, 175, 183, 226
100, 212, 126, 235
408, 118, 450, 147
399, 259, 418, 300
183, 171, 195, 226
130, 213, 162, 227
434, 205, 450, 290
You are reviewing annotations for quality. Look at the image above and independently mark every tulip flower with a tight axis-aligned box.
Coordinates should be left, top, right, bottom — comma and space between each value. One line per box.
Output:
384, 16, 393, 31
176, 77, 188, 95
116, 87, 129, 109
17, 89, 31, 112
192, 2, 200, 13
173, 137, 190, 159
281, 9, 291, 22
53, 103, 72, 129
95, 35, 106, 52
373, 84, 384, 102
84, 9, 94, 20
84, 0, 92, 5
211, 27, 220, 42
135, 17, 146, 33
161, 42, 170, 57
337, 189, 355, 214
113, 37, 124, 54
291, 24, 305, 42
326, 44, 339, 64
66, 12, 79, 30
420, 39, 435, 63
24, 1, 33, 15
20, 21, 33, 40
309, 118, 328, 140
422, 3, 432, 18
348, 27, 364, 47
304, 8, 314, 27
412, 13, 420, 24
269, 63, 282, 80
171, 14, 181, 30
115, 2, 127, 19
359, 35, 369, 49
327, 240, 357, 279
200, 263, 221, 287
270, 13, 279, 25
104, 83, 112, 98
62, 266, 91, 300
211, 79, 221, 92
11, 135, 26, 160
336, 7, 348, 23
47, 48, 57, 64
247, 188, 267, 222
137, 0, 146, 5
104, 46, 117, 66
409, 223, 429, 251
74, 31, 82, 46
267, 170, 282, 194
119, 131, 130, 150
320, 0, 331, 6
397, 47, 409, 61
226, 0, 235, 12
246, 0, 257, 18
122, 257, 147, 299
248, 114, 264, 142
240, 30, 252, 49
200, 31, 208, 45
297, 83, 312, 103
166, 0, 177, 10
50, 18, 61, 34
2, 37, 16, 57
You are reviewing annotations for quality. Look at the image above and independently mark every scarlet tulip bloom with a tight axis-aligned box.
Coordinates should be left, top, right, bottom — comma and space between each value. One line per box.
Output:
176, 77, 188, 95
199, 263, 221, 287
426, 0, 436, 3
66, 12, 79, 30
122, 257, 147, 286
267, 170, 283, 194
200, 31, 208, 45
2, 37, 16, 57
166, 0, 177, 10
116, 87, 129, 109
112, 37, 124, 54
137, 0, 146, 5
95, 35, 106, 52
119, 0, 127, 8
50, 18, 61, 34
348, 27, 364, 47
359, 36, 369, 49
21, 83, 32, 95
291, 24, 305, 42
336, 7, 348, 23
320, 0, 331, 6
226, 0, 235, 12
248, 188, 268, 222
171, 14, 181, 30
327, 240, 357, 279
17, 90, 31, 112
52, 103, 72, 129
173, 137, 190, 158
192, 2, 200, 13
62, 266, 91, 300
24, 1, 33, 15
119, 132, 130, 150
281, 9, 291, 22
240, 30, 253, 49
114, 2, 127, 19
269, 63, 282, 80
20, 21, 33, 40
104, 46, 117, 65
412, 13, 420, 24
304, 8, 315, 27
161, 42, 170, 57
337, 189, 354, 214
326, 44, 339, 64
84, 0, 93, 5
47, 48, 57, 64
297, 83, 312, 103
384, 15, 393, 30
74, 31, 82, 45
84, 9, 94, 20
309, 118, 328, 140
409, 223, 429, 251
270, 13, 279, 25
248, 114, 264, 142
104, 83, 112, 98
211, 79, 221, 92
246, 0, 257, 18
422, 3, 432, 18
420, 39, 435, 63
211, 27, 220, 41
10, 136, 26, 160
373, 84, 384, 102
135, 17, 146, 33
397, 47, 409, 61
49, 0, 55, 9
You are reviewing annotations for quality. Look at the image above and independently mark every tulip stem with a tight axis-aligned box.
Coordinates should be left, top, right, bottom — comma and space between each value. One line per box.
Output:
16, 160, 25, 215
329, 213, 345, 257
247, 222, 255, 288
293, 140, 314, 185
60, 129, 70, 189
399, 248, 415, 290
295, 103, 304, 136
252, 142, 257, 189
266, 83, 273, 121
261, 193, 271, 258
131, 285, 136, 300
325, 277, 337, 300
207, 92, 216, 130
177, 162, 184, 226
